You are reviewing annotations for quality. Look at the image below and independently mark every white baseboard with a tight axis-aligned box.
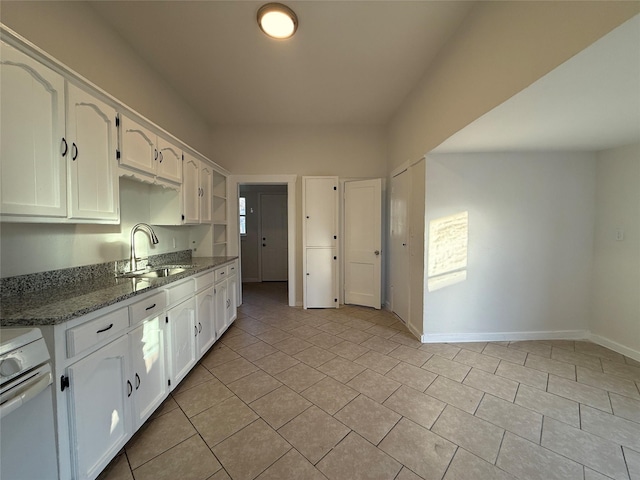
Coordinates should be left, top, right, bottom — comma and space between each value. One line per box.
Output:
418, 330, 640, 362
420, 330, 589, 344
407, 322, 422, 340
589, 333, 640, 362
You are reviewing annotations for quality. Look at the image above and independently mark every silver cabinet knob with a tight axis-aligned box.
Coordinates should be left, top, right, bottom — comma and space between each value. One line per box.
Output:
374, 250, 380, 256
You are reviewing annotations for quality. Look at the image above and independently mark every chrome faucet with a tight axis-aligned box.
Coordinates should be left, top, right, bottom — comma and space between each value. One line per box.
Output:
129, 223, 159, 272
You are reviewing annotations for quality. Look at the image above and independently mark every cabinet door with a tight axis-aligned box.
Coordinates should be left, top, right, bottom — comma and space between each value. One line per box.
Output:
304, 177, 337, 247
130, 315, 167, 428
168, 297, 197, 389
66, 83, 119, 221
214, 280, 229, 337
182, 153, 200, 224
0, 41, 67, 218
305, 248, 337, 308
196, 286, 215, 358
199, 163, 213, 224
227, 274, 238, 324
67, 336, 130, 480
156, 136, 182, 184
120, 116, 156, 175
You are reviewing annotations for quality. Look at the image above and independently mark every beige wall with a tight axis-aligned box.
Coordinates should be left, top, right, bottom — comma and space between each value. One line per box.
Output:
388, 1, 640, 170
591, 143, 640, 357
0, 1, 213, 159
219, 126, 387, 306
211, 125, 387, 177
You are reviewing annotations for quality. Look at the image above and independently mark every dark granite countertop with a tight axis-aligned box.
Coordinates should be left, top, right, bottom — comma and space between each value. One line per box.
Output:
0, 255, 237, 327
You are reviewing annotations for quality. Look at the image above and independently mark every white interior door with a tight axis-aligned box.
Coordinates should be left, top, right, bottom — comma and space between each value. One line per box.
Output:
344, 179, 382, 309
260, 193, 288, 281
390, 169, 410, 323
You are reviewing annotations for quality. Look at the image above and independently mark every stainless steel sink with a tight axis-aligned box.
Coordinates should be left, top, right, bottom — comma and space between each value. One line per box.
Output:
137, 267, 188, 278
117, 265, 191, 279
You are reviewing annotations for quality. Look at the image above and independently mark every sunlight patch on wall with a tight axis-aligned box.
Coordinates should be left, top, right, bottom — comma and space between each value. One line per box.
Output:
427, 211, 468, 292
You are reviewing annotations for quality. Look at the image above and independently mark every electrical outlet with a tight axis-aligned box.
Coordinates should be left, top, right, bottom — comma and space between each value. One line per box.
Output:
616, 228, 625, 241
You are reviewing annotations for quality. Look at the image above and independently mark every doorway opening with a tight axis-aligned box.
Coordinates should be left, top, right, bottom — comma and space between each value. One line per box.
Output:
230, 175, 297, 308
239, 185, 288, 284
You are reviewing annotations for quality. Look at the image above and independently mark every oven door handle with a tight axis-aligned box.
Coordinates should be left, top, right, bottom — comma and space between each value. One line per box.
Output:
0, 367, 52, 419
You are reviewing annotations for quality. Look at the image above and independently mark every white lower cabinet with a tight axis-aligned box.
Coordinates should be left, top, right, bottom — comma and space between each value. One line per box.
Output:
59, 261, 238, 479
66, 336, 130, 480
214, 278, 229, 338
227, 272, 238, 325
196, 286, 216, 358
130, 315, 167, 427
214, 265, 238, 338
66, 313, 168, 480
167, 296, 197, 390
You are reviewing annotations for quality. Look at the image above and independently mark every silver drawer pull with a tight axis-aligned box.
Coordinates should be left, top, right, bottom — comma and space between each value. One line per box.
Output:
96, 323, 113, 334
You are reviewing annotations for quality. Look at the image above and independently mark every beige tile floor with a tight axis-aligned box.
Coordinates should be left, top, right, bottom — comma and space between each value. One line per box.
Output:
99, 282, 640, 480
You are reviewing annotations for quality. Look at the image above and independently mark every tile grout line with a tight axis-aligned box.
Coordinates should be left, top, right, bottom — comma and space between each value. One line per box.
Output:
621, 444, 633, 480
494, 429, 507, 466
107, 287, 639, 480
438, 445, 459, 480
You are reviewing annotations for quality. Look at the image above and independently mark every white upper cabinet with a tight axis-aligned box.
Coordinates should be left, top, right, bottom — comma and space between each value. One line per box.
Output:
156, 136, 182, 184
120, 115, 183, 185
0, 40, 67, 219
66, 83, 119, 221
182, 153, 200, 224
182, 152, 214, 225
1, 28, 229, 228
120, 115, 156, 175
199, 163, 213, 224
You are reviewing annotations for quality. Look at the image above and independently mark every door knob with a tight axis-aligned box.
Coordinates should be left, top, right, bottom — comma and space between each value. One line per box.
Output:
374, 250, 380, 256
262, 243, 266, 247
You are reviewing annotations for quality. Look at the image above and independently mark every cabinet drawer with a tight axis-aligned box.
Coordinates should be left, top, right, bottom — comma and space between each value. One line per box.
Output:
214, 266, 228, 282
67, 308, 129, 358
228, 262, 237, 276
195, 271, 215, 291
166, 278, 195, 306
129, 291, 167, 324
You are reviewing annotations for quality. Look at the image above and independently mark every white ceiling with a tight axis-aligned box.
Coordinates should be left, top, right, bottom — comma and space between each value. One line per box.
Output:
89, 0, 473, 126
433, 14, 640, 154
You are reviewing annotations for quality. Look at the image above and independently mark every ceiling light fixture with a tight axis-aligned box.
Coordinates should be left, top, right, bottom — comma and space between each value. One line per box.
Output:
257, 3, 298, 39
